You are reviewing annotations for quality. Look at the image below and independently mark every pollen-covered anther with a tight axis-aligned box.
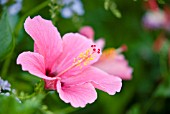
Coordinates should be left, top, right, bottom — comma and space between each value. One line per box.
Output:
73, 48, 96, 69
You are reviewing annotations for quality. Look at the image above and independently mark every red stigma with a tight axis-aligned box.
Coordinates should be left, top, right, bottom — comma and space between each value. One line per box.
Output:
91, 45, 96, 48
91, 45, 100, 54
97, 48, 100, 54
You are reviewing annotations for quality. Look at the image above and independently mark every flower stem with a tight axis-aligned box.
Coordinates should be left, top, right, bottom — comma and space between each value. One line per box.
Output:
1, 53, 13, 77
159, 41, 169, 82
49, 0, 61, 25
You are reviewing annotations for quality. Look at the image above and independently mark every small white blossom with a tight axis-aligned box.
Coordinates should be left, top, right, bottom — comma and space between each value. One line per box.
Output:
0, 92, 10, 96
8, 0, 22, 15
0, 77, 11, 92
0, 78, 21, 103
0, 0, 8, 5
61, 7, 73, 18
142, 10, 166, 29
71, 0, 84, 15
60, 0, 84, 18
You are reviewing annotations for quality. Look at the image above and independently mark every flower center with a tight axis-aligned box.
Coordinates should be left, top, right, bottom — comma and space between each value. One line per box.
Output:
56, 45, 100, 77
45, 69, 56, 77
73, 45, 100, 69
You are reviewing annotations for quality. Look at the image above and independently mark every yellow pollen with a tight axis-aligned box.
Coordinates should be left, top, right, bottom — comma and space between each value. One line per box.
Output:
100, 48, 116, 60
73, 49, 95, 69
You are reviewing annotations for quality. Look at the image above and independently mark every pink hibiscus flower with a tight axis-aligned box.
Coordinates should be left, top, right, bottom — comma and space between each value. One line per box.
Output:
17, 16, 122, 107
79, 26, 133, 80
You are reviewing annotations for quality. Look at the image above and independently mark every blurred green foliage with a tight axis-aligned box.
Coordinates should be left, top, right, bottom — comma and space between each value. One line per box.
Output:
0, 0, 170, 114
0, 10, 14, 60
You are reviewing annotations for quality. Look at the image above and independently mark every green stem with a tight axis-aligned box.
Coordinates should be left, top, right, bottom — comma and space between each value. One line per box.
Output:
1, 53, 13, 77
143, 42, 169, 113
168, 52, 170, 74
18, 93, 36, 100
159, 42, 169, 82
49, 0, 61, 25
143, 95, 155, 114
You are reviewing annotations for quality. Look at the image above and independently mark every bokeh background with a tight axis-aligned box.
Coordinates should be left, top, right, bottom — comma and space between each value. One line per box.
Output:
0, 0, 170, 114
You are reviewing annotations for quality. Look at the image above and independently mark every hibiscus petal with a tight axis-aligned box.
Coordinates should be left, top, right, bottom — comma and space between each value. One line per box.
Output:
17, 52, 55, 80
62, 66, 122, 95
79, 26, 94, 40
57, 81, 97, 108
93, 54, 133, 80
34, 43, 38, 53
24, 16, 62, 70
54, 33, 101, 77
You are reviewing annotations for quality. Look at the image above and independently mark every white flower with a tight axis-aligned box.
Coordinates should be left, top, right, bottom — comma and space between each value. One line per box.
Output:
0, 78, 21, 103
0, 77, 11, 92
60, 0, 84, 18
0, 0, 8, 5
61, 7, 73, 18
0, 92, 10, 96
8, 0, 22, 15
142, 10, 166, 29
71, 0, 84, 15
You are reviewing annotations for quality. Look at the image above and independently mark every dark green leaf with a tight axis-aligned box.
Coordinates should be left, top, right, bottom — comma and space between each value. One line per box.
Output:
154, 83, 170, 97
0, 11, 13, 60
127, 104, 141, 114
110, 2, 122, 18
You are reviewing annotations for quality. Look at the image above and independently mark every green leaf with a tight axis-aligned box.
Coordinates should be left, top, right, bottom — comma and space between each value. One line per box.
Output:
110, 2, 122, 18
104, 0, 111, 10
127, 104, 141, 114
157, 0, 165, 4
154, 83, 170, 97
0, 95, 20, 114
0, 11, 14, 60
0, 93, 45, 114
